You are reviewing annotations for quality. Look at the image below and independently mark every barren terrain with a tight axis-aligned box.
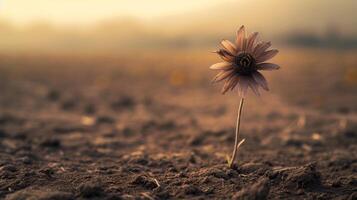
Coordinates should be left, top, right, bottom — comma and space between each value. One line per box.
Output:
0, 49, 356, 199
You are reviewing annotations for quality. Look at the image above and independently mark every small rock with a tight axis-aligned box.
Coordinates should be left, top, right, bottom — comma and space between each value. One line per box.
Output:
83, 104, 96, 115
175, 172, 187, 178
188, 154, 197, 164
181, 185, 202, 195
153, 187, 171, 199
130, 157, 149, 165
96, 116, 115, 124
78, 181, 104, 198
342, 123, 357, 139
39, 167, 55, 177
1, 164, 17, 172
348, 176, 357, 186
188, 134, 204, 146
331, 180, 342, 188
344, 130, 357, 138
40, 138, 61, 148
168, 167, 178, 173
19, 156, 32, 165
209, 169, 229, 180
131, 175, 159, 190
61, 99, 77, 111
202, 187, 214, 194
111, 96, 135, 110
233, 178, 270, 200
284, 138, 303, 147
226, 169, 239, 178
337, 106, 350, 114
47, 89, 61, 101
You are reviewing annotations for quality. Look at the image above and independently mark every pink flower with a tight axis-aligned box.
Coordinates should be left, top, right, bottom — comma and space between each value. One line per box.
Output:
210, 26, 280, 96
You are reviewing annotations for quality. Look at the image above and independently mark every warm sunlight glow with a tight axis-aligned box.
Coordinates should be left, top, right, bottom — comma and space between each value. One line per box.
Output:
0, 0, 233, 25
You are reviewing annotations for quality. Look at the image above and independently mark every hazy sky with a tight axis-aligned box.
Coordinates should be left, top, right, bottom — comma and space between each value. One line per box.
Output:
0, 0, 233, 25
0, 0, 356, 36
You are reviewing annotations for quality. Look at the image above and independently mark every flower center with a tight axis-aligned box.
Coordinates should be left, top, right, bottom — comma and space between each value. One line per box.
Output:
234, 53, 256, 75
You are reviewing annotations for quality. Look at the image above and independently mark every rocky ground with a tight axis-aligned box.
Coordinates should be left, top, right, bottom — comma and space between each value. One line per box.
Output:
0, 51, 356, 199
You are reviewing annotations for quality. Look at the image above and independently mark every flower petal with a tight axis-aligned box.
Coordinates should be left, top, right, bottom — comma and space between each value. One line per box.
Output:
237, 75, 249, 97
209, 62, 234, 70
230, 77, 239, 91
212, 69, 235, 83
253, 41, 271, 58
252, 42, 262, 54
221, 82, 230, 94
252, 71, 269, 91
221, 40, 237, 54
223, 76, 239, 94
256, 63, 280, 70
214, 49, 235, 62
221, 75, 236, 94
247, 77, 260, 96
256, 49, 279, 63
246, 32, 259, 53
236, 25, 246, 51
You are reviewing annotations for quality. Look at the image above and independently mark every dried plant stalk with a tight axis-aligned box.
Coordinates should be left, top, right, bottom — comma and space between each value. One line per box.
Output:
228, 97, 245, 168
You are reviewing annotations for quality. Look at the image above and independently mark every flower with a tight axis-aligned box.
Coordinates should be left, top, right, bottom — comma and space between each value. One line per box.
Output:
210, 26, 280, 96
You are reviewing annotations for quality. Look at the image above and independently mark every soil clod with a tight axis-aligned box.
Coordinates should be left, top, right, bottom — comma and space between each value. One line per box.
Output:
181, 184, 202, 196
78, 181, 105, 198
40, 138, 61, 148
5, 188, 73, 200
285, 164, 321, 189
131, 175, 160, 190
233, 178, 270, 200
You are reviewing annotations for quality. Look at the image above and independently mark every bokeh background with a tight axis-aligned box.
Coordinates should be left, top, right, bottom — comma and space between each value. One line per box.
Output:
1, 0, 357, 51
0, 0, 357, 111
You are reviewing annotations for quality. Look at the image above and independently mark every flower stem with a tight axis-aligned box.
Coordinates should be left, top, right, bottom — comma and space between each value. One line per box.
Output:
228, 97, 245, 169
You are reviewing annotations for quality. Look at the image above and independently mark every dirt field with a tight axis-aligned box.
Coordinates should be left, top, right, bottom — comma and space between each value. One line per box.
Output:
0, 49, 356, 199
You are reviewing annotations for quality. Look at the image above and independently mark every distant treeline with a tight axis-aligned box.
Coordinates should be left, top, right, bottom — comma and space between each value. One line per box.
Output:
1, 19, 357, 52
285, 32, 357, 49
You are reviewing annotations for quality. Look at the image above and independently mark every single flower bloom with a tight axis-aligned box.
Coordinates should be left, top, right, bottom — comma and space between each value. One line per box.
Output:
210, 26, 280, 96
